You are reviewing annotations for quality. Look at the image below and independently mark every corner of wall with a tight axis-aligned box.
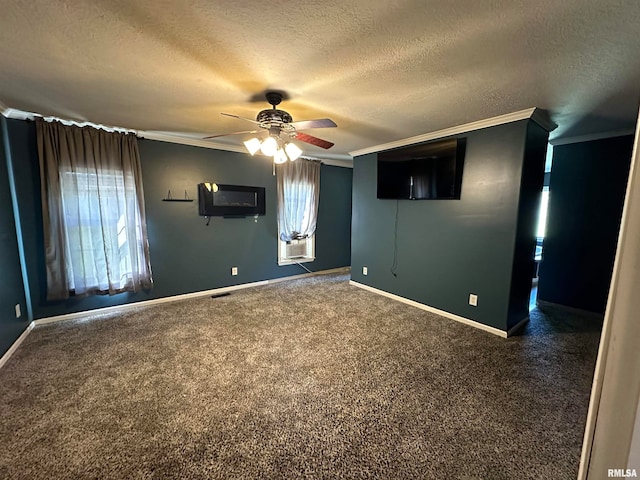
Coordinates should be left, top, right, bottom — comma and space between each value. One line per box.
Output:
0, 116, 32, 357
506, 121, 549, 330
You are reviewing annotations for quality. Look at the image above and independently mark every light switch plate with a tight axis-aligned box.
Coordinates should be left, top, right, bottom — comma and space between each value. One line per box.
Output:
469, 294, 478, 307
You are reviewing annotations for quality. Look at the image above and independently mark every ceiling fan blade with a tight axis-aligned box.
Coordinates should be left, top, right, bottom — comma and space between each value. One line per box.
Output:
203, 130, 259, 139
221, 112, 260, 124
295, 132, 334, 149
289, 118, 337, 130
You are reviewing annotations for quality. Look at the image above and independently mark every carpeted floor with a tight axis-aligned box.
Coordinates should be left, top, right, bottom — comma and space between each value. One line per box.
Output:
0, 273, 601, 479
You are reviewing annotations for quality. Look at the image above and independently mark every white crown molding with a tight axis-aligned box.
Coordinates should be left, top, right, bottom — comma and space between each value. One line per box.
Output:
307, 151, 353, 163
140, 131, 353, 167
350, 107, 556, 157
530, 108, 558, 133
2, 108, 138, 133
139, 131, 248, 153
3, 107, 33, 120
550, 129, 635, 146
317, 157, 353, 168
1, 107, 354, 164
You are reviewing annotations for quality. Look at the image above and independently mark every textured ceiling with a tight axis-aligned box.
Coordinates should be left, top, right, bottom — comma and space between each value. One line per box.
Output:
1, 0, 639, 160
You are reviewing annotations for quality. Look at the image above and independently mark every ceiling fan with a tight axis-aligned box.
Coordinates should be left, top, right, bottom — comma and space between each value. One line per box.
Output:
203, 91, 337, 163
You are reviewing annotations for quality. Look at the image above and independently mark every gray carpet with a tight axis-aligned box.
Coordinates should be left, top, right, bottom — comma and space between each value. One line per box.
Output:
0, 273, 601, 479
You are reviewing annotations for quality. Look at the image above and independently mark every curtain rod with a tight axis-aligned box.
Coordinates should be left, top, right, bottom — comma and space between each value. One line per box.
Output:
31, 115, 137, 135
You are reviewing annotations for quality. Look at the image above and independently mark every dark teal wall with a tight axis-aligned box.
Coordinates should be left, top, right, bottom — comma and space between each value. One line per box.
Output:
5, 119, 41, 322
6, 118, 352, 321
351, 120, 542, 331
0, 117, 29, 355
538, 135, 633, 314
507, 122, 549, 329
316, 164, 352, 266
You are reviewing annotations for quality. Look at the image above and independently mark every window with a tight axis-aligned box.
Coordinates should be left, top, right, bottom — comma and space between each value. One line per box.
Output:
276, 159, 321, 266
278, 174, 316, 265
60, 168, 142, 292
36, 118, 152, 300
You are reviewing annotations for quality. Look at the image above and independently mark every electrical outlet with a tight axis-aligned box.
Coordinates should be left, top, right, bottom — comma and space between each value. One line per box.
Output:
363, 266, 368, 275
231, 267, 238, 276
469, 294, 478, 307
15, 304, 21, 318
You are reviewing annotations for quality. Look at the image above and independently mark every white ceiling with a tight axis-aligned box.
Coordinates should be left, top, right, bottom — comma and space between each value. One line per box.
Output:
1, 0, 639, 160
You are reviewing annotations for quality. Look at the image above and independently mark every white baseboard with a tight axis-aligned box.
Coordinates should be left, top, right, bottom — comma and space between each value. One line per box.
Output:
0, 266, 342, 370
507, 316, 530, 336
267, 266, 350, 284
0, 321, 35, 369
349, 280, 509, 338
34, 266, 351, 327
34, 280, 266, 326
536, 300, 604, 320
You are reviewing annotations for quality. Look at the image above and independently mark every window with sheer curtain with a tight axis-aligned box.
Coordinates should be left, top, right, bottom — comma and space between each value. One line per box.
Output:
276, 158, 321, 264
36, 118, 152, 300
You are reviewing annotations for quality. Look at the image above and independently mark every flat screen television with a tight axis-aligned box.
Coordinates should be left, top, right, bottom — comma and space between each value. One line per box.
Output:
377, 138, 466, 200
198, 183, 266, 217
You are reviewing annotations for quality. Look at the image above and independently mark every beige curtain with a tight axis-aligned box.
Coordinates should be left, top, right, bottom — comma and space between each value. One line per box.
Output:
276, 158, 321, 241
36, 118, 152, 300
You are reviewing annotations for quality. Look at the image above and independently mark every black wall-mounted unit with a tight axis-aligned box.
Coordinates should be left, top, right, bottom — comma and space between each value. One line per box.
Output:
377, 138, 466, 200
198, 183, 266, 217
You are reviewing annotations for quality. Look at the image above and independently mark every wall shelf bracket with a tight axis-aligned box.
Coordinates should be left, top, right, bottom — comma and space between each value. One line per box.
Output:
162, 189, 193, 202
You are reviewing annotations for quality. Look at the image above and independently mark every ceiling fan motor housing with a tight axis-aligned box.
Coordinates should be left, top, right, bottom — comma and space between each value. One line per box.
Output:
257, 109, 293, 126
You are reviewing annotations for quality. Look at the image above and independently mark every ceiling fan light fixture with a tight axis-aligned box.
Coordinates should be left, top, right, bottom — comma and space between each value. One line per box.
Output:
260, 136, 278, 156
205, 91, 337, 155
243, 137, 262, 155
274, 148, 288, 164
284, 142, 302, 161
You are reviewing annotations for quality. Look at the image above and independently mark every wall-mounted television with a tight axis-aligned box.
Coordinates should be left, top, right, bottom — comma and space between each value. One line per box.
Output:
377, 138, 466, 200
198, 183, 266, 217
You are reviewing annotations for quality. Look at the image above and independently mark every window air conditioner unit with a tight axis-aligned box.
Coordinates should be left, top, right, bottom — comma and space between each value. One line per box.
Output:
285, 238, 311, 259
279, 236, 315, 265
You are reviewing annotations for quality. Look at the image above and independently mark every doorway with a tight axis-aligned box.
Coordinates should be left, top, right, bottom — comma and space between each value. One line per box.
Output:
530, 146, 553, 311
